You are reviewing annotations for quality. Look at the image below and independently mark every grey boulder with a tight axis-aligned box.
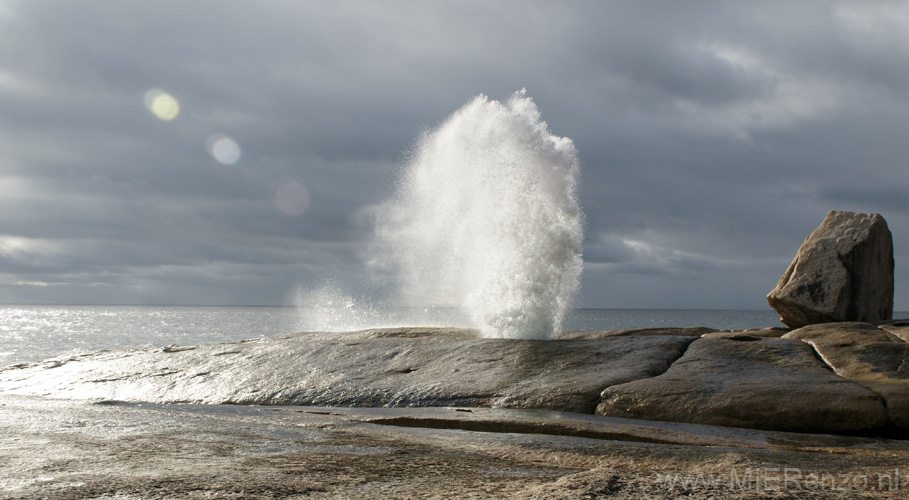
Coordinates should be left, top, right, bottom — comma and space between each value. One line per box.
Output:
767, 210, 893, 328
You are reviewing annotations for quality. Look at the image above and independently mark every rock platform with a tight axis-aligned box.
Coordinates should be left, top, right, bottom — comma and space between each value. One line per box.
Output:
1, 323, 906, 437
4, 394, 908, 499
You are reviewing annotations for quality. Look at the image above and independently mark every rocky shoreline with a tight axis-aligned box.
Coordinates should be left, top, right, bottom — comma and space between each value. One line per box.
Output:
2, 321, 907, 437
2, 322, 908, 498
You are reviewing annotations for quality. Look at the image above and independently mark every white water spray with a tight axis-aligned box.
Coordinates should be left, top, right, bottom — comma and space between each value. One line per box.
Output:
374, 90, 583, 339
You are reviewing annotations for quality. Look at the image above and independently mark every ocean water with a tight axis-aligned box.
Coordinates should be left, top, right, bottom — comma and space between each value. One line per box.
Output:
0, 305, 794, 368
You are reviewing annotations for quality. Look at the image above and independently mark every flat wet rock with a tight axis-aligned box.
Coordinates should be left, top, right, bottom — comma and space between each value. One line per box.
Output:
878, 320, 909, 343
556, 327, 717, 339
700, 327, 789, 339
596, 336, 889, 434
2, 326, 906, 438
783, 321, 904, 344
784, 322, 909, 431
0, 328, 695, 414
2, 394, 908, 499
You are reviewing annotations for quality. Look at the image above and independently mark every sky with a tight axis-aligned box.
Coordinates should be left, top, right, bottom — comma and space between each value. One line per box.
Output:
1, 0, 909, 310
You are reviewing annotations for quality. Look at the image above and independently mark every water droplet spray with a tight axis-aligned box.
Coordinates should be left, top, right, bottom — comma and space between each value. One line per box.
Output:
374, 90, 584, 338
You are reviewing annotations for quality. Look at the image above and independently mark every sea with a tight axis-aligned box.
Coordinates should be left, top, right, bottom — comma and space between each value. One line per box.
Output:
0, 305, 811, 368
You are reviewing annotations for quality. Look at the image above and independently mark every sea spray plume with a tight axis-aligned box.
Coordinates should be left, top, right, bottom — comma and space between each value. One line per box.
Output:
374, 90, 583, 339
294, 282, 388, 332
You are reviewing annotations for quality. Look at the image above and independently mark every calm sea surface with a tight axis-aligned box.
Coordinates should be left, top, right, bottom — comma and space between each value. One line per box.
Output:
0, 305, 857, 367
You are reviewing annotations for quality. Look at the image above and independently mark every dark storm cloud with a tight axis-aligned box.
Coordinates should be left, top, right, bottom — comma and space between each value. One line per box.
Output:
1, 0, 909, 309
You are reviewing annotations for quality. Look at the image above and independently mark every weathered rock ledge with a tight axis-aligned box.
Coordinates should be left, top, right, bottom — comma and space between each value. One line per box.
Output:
1, 324, 907, 437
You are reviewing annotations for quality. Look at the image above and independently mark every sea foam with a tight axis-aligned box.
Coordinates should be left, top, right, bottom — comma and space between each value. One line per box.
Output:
374, 90, 583, 339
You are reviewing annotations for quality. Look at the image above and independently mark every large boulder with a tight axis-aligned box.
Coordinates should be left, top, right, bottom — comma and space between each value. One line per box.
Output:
767, 211, 894, 328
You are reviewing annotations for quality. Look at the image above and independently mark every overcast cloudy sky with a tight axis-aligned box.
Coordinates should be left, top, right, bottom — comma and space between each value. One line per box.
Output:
2, 0, 908, 310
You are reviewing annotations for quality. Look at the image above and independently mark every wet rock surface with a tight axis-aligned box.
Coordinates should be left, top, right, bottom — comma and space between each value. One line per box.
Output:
596, 336, 889, 434
784, 322, 904, 344
880, 320, 909, 343
557, 327, 718, 338
3, 324, 909, 498
2, 395, 908, 499
0, 328, 695, 414
767, 210, 894, 328
2, 324, 907, 439
700, 327, 789, 339
784, 322, 909, 431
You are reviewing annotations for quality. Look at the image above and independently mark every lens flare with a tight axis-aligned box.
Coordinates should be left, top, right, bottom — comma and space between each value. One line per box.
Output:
207, 134, 241, 165
143, 89, 180, 121
275, 181, 310, 216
